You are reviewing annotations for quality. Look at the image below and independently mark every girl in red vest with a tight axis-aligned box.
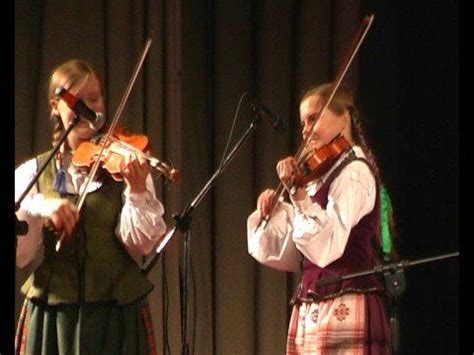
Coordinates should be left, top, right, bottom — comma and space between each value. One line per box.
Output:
247, 83, 395, 354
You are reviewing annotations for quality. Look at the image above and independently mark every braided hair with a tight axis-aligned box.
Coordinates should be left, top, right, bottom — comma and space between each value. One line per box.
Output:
301, 83, 397, 261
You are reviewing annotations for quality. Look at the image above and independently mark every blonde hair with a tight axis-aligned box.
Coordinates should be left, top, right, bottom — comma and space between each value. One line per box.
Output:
48, 59, 103, 148
302, 82, 355, 117
301, 82, 376, 175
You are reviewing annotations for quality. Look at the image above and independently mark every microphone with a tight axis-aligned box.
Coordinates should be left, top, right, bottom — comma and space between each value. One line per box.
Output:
55, 86, 105, 130
249, 99, 284, 132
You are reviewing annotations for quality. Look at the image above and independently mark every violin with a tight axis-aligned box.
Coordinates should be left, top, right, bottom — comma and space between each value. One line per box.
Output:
72, 126, 181, 184
291, 135, 352, 188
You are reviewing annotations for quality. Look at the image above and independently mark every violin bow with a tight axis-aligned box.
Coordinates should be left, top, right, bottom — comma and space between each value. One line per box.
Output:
56, 38, 153, 251
257, 14, 375, 230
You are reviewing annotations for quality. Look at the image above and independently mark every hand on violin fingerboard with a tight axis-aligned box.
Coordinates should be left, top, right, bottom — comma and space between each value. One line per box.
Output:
120, 154, 151, 194
275, 157, 307, 200
276, 157, 298, 186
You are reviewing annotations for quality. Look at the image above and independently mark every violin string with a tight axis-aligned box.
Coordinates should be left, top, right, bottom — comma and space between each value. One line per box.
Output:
103, 136, 175, 180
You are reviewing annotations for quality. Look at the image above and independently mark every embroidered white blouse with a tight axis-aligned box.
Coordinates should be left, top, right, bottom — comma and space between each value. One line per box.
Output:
247, 146, 377, 272
15, 156, 167, 268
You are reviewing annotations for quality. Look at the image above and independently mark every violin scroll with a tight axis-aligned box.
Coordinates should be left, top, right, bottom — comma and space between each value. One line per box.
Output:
148, 157, 182, 184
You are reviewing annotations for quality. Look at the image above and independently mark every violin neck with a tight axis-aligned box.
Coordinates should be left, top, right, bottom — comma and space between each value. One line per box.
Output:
147, 157, 161, 169
148, 157, 172, 174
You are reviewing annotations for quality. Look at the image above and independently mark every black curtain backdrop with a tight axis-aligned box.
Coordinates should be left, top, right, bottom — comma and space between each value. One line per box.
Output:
11, 1, 459, 354
359, 1, 459, 352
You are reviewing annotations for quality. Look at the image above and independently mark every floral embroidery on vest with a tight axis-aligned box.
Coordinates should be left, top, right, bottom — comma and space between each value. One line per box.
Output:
310, 308, 319, 323
334, 303, 350, 322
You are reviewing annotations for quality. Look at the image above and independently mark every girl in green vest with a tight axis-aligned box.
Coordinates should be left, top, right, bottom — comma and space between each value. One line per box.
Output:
15, 59, 167, 354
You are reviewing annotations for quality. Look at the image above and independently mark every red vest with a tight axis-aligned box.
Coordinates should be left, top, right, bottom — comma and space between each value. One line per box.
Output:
292, 154, 385, 303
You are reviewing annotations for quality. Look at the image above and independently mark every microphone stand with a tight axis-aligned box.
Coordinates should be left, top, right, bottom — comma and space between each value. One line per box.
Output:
15, 115, 81, 240
143, 112, 264, 355
315, 251, 459, 354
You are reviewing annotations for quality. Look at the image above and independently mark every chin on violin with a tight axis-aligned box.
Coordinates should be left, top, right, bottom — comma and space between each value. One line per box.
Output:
257, 134, 352, 220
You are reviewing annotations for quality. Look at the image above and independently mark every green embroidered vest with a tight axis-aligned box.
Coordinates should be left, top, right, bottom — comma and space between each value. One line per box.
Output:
21, 151, 154, 305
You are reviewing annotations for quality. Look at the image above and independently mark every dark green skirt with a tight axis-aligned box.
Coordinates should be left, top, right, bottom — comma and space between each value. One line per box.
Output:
15, 297, 156, 355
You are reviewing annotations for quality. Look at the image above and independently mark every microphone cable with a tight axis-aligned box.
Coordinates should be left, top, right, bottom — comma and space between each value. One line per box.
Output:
218, 92, 248, 171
